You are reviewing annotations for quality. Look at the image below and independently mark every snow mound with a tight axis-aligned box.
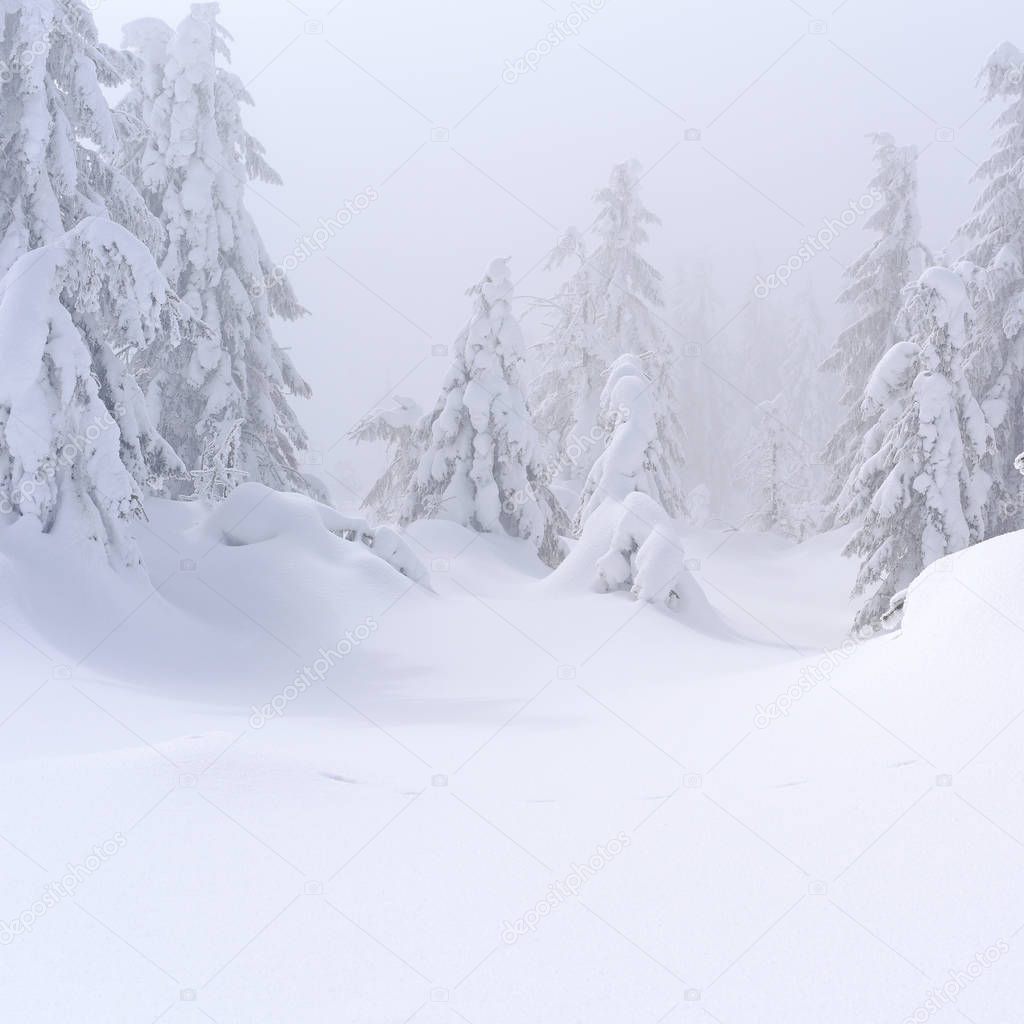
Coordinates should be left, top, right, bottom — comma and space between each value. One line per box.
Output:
0, 484, 431, 690
194, 483, 429, 586
546, 493, 722, 631
901, 529, 1024, 644
832, 526, 1024, 773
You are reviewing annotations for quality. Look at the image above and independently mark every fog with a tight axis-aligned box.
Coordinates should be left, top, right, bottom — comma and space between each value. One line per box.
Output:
5, 5, 1024, 1014
96, 0, 1019, 504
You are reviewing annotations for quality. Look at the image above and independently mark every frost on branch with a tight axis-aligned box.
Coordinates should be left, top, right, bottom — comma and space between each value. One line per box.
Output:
189, 419, 247, 501
0, 218, 186, 568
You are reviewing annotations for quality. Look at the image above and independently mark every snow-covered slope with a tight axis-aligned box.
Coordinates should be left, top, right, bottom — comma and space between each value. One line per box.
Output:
0, 513, 1021, 1023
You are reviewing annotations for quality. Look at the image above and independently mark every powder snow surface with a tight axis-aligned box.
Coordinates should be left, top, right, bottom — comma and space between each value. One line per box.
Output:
0, 499, 1021, 1023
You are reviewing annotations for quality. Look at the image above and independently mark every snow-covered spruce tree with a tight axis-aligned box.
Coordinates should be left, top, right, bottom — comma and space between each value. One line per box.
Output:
404, 259, 568, 566
844, 268, 993, 631
123, 3, 319, 499
822, 133, 928, 525
0, 218, 186, 567
738, 395, 812, 540
576, 355, 679, 529
833, 339, 917, 528
0, 0, 161, 280
957, 42, 1024, 533
349, 396, 427, 523
532, 162, 686, 513
530, 227, 607, 481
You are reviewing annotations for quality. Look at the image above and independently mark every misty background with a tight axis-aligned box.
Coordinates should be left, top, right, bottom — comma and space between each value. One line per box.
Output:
94, 0, 1017, 506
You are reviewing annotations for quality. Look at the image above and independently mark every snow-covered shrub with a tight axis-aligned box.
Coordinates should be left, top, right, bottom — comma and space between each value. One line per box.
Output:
404, 258, 568, 566
576, 354, 678, 530
0, 218, 185, 568
122, 3, 319, 500
197, 483, 430, 586
844, 267, 994, 631
594, 492, 694, 611
364, 524, 431, 588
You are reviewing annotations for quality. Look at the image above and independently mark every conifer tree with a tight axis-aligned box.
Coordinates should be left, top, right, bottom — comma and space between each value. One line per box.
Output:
531, 227, 606, 482
957, 42, 1024, 532
532, 162, 685, 513
739, 395, 811, 539
405, 259, 568, 566
822, 133, 928, 525
123, 3, 319, 498
0, 0, 160, 280
0, 219, 186, 567
843, 269, 993, 631
349, 397, 427, 523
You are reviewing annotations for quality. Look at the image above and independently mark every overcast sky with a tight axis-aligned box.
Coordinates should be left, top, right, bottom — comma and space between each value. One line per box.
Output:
96, 0, 1020, 505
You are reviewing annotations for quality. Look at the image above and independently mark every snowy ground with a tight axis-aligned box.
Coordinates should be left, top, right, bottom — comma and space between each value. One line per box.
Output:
1, 495, 1022, 1023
